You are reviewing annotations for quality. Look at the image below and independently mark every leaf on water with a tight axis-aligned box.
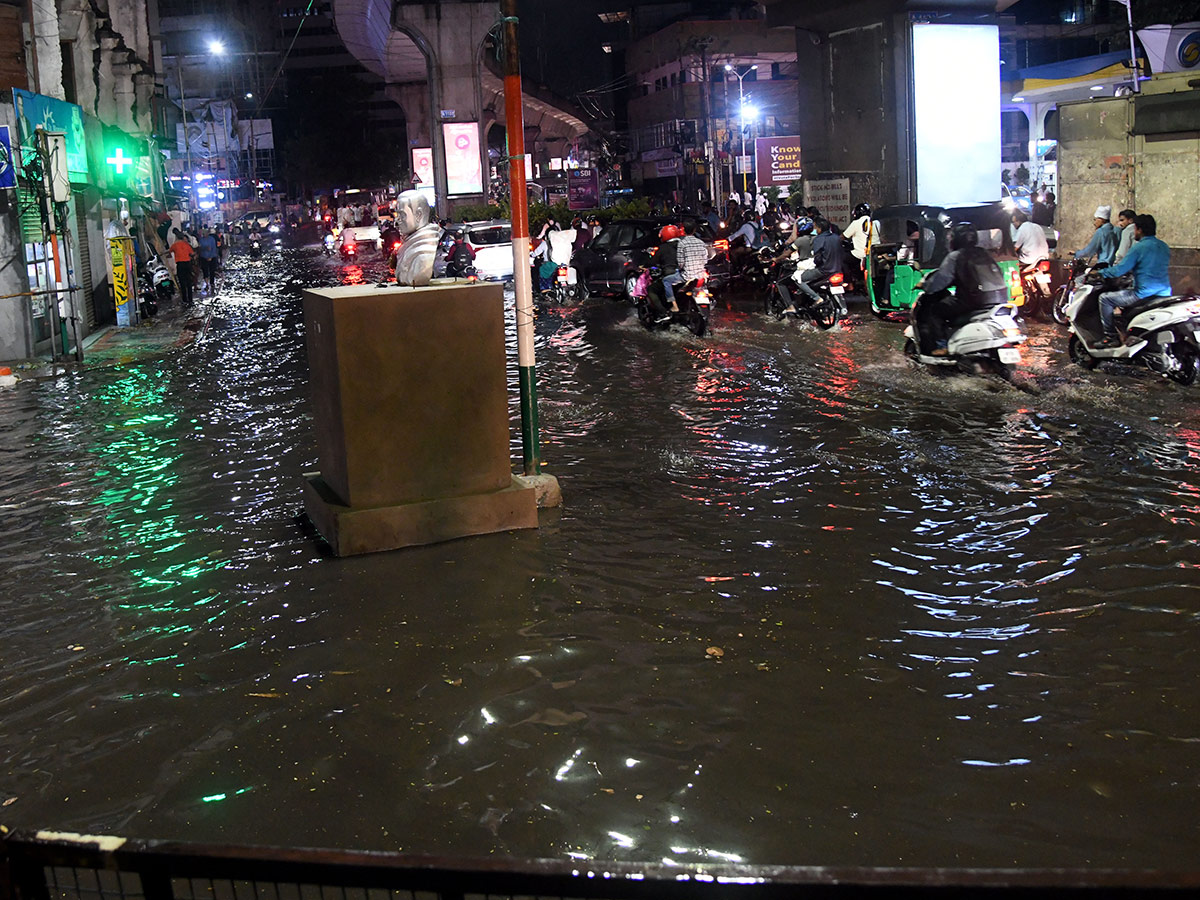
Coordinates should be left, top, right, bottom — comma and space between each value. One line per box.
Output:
445, 678, 463, 686
551, 680, 576, 690
2, 797, 16, 807
519, 708, 587, 727
706, 646, 724, 658
246, 692, 282, 698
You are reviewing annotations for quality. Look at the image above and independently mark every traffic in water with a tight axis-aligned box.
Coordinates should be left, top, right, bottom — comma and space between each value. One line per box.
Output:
0, 242, 1198, 871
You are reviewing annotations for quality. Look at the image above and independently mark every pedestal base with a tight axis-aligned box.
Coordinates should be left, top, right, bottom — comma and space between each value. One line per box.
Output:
303, 473, 538, 556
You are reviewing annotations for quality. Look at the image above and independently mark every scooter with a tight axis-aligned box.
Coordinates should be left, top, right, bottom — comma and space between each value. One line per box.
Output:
323, 233, 336, 257
142, 256, 176, 304
763, 258, 844, 330
904, 297, 1027, 379
1064, 271, 1200, 385
339, 239, 356, 261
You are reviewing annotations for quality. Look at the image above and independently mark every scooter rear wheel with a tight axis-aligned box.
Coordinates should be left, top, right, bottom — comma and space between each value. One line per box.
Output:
1069, 334, 1097, 370
1167, 338, 1199, 386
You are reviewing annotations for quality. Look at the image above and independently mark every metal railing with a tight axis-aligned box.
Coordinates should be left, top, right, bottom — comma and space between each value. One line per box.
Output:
2, 830, 1198, 900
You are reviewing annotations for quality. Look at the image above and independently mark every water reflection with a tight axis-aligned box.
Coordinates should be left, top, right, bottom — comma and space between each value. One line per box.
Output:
0, 252, 1198, 870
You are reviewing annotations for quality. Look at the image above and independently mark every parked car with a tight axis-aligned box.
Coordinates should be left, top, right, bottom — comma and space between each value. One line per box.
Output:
433, 220, 513, 281
572, 216, 725, 299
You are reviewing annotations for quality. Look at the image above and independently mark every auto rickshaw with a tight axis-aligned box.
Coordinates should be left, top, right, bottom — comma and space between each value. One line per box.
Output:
865, 202, 1025, 318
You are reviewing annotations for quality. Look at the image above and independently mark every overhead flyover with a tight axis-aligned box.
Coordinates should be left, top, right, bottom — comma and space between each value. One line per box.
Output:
332, 0, 590, 213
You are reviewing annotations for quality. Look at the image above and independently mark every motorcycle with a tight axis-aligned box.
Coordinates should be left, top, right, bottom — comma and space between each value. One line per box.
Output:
903, 298, 1027, 379
323, 233, 336, 257
635, 268, 712, 337
249, 238, 262, 259
763, 256, 845, 329
550, 264, 585, 304
1051, 257, 1088, 325
1018, 258, 1053, 319
338, 239, 356, 261
1064, 271, 1200, 385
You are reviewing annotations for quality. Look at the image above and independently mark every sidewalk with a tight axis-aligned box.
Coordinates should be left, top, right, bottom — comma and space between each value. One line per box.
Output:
1, 298, 213, 382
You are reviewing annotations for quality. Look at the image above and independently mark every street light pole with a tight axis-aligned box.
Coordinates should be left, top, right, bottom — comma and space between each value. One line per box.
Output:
725, 64, 756, 200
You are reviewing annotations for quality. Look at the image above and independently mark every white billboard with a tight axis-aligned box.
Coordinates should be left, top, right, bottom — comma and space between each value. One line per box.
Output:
912, 23, 1000, 206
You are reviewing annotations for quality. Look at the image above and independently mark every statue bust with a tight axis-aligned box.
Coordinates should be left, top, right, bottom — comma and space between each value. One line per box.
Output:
392, 190, 441, 286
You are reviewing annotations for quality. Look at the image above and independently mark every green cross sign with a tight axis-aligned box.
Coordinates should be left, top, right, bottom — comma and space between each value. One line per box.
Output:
106, 147, 132, 174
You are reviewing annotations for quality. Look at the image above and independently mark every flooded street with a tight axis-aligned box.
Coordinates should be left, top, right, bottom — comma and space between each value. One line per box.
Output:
1, 244, 1198, 870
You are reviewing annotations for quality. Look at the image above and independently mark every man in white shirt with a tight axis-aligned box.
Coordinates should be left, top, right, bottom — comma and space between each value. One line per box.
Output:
842, 203, 878, 264
1010, 210, 1049, 265
547, 223, 577, 266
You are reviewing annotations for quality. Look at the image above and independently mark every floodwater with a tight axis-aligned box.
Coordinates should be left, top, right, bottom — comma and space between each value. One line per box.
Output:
1, 245, 1198, 871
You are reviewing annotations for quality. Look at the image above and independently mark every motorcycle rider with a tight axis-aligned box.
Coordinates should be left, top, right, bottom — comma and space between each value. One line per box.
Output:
647, 224, 682, 321
793, 217, 844, 306
915, 222, 1009, 355
674, 220, 709, 301
1074, 205, 1118, 267
1094, 213, 1171, 348
1011, 209, 1049, 267
772, 216, 815, 314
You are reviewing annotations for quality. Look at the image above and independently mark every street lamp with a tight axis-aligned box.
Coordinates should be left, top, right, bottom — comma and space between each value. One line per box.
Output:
725, 63, 757, 197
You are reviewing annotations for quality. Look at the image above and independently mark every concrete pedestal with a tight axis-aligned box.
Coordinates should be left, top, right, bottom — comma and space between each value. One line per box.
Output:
301, 282, 537, 555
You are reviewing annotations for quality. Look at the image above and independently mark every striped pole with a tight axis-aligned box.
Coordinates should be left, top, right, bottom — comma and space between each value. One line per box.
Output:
501, 0, 540, 476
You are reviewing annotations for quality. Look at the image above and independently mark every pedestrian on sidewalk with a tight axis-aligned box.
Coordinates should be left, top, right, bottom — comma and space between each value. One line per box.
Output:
198, 229, 219, 295
170, 229, 196, 309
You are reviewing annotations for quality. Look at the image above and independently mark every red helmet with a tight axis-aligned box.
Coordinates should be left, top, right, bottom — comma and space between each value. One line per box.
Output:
659, 224, 681, 241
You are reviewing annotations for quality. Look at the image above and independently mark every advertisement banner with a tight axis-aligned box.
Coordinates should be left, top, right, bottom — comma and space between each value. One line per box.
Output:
754, 135, 803, 187
0, 125, 15, 189
442, 122, 482, 196
411, 147, 433, 187
567, 168, 600, 210
110, 237, 134, 326
803, 178, 851, 228
12, 89, 88, 180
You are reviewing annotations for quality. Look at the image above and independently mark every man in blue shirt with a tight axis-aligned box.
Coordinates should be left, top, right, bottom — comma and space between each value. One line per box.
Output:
1074, 204, 1118, 267
1094, 213, 1172, 347
794, 217, 845, 305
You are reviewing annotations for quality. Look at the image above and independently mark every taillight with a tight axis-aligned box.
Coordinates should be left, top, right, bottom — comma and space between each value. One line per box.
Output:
1038, 260, 1051, 272
714, 239, 729, 252
829, 272, 844, 286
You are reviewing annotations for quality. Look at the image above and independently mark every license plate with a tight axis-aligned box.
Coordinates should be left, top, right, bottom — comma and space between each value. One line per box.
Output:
695, 298, 711, 306
1035, 275, 1051, 285
830, 285, 845, 294
998, 347, 1021, 364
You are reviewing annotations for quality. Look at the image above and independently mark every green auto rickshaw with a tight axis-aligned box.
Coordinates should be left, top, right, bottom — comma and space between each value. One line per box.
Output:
864, 202, 1026, 318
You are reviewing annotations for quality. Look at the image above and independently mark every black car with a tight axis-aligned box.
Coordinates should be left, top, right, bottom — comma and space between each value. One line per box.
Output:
572, 216, 725, 299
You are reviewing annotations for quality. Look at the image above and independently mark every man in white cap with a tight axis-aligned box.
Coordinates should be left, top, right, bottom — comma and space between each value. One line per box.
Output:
1073, 205, 1118, 267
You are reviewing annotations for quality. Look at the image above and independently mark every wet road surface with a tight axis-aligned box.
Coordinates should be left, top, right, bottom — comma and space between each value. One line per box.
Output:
1, 244, 1198, 869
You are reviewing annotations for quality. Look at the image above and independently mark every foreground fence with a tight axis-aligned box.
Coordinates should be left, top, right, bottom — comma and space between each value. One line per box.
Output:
2, 829, 1197, 900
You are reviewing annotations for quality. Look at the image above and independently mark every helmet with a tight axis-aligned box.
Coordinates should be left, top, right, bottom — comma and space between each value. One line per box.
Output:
795, 216, 814, 235
949, 222, 977, 251
659, 224, 681, 241
852, 203, 872, 220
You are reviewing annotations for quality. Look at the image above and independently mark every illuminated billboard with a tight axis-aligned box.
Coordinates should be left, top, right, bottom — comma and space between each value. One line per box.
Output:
411, 147, 433, 187
442, 122, 482, 196
755, 135, 802, 187
911, 23, 1000, 206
